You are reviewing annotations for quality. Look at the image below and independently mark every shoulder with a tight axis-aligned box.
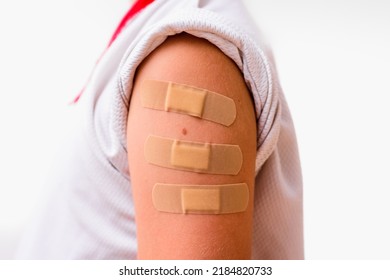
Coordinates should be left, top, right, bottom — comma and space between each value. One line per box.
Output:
126, 32, 257, 259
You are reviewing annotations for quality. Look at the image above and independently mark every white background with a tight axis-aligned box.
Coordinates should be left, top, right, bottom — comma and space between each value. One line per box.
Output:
0, 0, 389, 259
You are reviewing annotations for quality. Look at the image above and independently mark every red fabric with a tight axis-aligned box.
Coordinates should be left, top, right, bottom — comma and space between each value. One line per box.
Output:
108, 0, 155, 47
72, 0, 154, 103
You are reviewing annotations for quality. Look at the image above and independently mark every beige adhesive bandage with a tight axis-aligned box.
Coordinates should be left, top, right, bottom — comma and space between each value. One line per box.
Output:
144, 135, 242, 175
152, 183, 249, 214
141, 80, 236, 126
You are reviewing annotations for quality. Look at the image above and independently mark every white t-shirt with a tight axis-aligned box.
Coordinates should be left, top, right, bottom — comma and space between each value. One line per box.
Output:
16, 0, 304, 259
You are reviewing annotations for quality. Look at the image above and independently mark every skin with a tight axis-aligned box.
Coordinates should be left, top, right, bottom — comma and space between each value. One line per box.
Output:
127, 33, 257, 259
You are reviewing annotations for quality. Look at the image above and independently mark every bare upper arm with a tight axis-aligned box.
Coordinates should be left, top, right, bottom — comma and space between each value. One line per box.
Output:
127, 33, 257, 259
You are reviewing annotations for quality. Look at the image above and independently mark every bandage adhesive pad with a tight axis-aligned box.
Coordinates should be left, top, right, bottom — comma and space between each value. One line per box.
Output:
152, 183, 249, 214
141, 80, 236, 126
144, 135, 243, 175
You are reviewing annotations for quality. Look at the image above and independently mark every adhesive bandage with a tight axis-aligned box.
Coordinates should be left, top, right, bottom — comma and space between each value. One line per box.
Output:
152, 183, 249, 214
141, 80, 236, 126
144, 135, 242, 175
